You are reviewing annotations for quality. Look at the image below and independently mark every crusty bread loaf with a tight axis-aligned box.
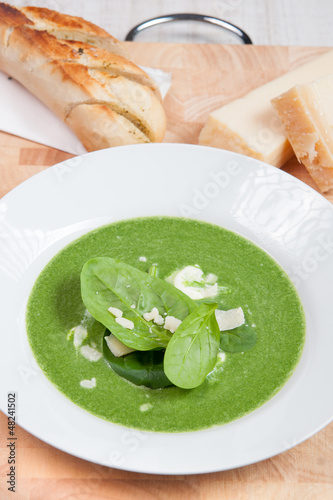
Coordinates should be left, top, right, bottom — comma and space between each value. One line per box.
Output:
0, 3, 166, 150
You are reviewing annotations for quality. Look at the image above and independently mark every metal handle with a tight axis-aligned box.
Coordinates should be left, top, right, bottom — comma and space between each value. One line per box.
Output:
125, 13, 252, 44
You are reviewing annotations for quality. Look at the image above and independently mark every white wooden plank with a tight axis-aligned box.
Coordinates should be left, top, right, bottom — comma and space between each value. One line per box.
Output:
10, 0, 333, 47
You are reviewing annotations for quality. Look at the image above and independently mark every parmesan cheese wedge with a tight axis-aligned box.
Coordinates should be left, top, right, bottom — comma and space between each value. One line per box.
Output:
271, 74, 333, 192
199, 50, 333, 167
105, 334, 135, 357
143, 307, 164, 325
115, 317, 134, 330
164, 315, 182, 333
108, 306, 123, 318
215, 308, 245, 331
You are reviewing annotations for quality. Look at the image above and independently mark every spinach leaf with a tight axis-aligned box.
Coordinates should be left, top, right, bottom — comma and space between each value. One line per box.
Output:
81, 257, 197, 351
164, 302, 220, 389
220, 324, 257, 353
103, 331, 172, 389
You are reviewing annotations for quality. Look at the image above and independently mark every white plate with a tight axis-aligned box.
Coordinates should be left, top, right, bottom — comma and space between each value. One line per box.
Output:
0, 144, 332, 475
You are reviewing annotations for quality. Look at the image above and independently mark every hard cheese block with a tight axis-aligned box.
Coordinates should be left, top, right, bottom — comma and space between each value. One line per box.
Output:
271, 74, 333, 192
199, 50, 333, 167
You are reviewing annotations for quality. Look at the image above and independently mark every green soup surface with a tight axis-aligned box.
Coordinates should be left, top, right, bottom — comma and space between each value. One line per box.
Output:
26, 217, 305, 432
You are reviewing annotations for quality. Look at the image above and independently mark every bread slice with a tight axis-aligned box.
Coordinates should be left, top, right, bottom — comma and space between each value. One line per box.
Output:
0, 2, 166, 151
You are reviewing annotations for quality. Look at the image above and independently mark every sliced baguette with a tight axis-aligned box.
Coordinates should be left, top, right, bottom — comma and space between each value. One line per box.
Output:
66, 104, 149, 150
0, 2, 125, 55
22, 5, 127, 56
3, 26, 160, 99
0, 3, 166, 151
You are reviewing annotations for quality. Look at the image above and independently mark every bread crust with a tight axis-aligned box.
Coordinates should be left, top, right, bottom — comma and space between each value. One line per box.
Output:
0, 2, 31, 50
0, 2, 166, 149
66, 104, 149, 151
0, 2, 32, 27
3, 26, 161, 98
21, 5, 127, 56
22, 6, 113, 36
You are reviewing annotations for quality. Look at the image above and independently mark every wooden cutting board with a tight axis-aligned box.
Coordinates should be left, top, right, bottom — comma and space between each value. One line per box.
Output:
0, 42, 332, 500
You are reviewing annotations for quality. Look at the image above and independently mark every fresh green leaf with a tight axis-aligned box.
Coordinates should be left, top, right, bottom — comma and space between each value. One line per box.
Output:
81, 257, 197, 351
103, 331, 172, 389
164, 302, 220, 389
220, 324, 257, 353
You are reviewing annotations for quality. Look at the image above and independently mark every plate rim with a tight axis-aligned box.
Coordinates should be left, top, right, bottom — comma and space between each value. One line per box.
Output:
1, 143, 333, 475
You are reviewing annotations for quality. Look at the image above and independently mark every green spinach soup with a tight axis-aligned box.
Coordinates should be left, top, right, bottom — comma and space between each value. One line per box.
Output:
26, 217, 305, 432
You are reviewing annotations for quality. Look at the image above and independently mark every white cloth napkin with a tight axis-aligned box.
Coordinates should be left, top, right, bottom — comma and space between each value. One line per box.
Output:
1, 66, 171, 155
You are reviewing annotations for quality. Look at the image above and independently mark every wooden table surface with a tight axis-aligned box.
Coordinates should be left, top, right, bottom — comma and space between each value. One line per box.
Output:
0, 42, 332, 500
